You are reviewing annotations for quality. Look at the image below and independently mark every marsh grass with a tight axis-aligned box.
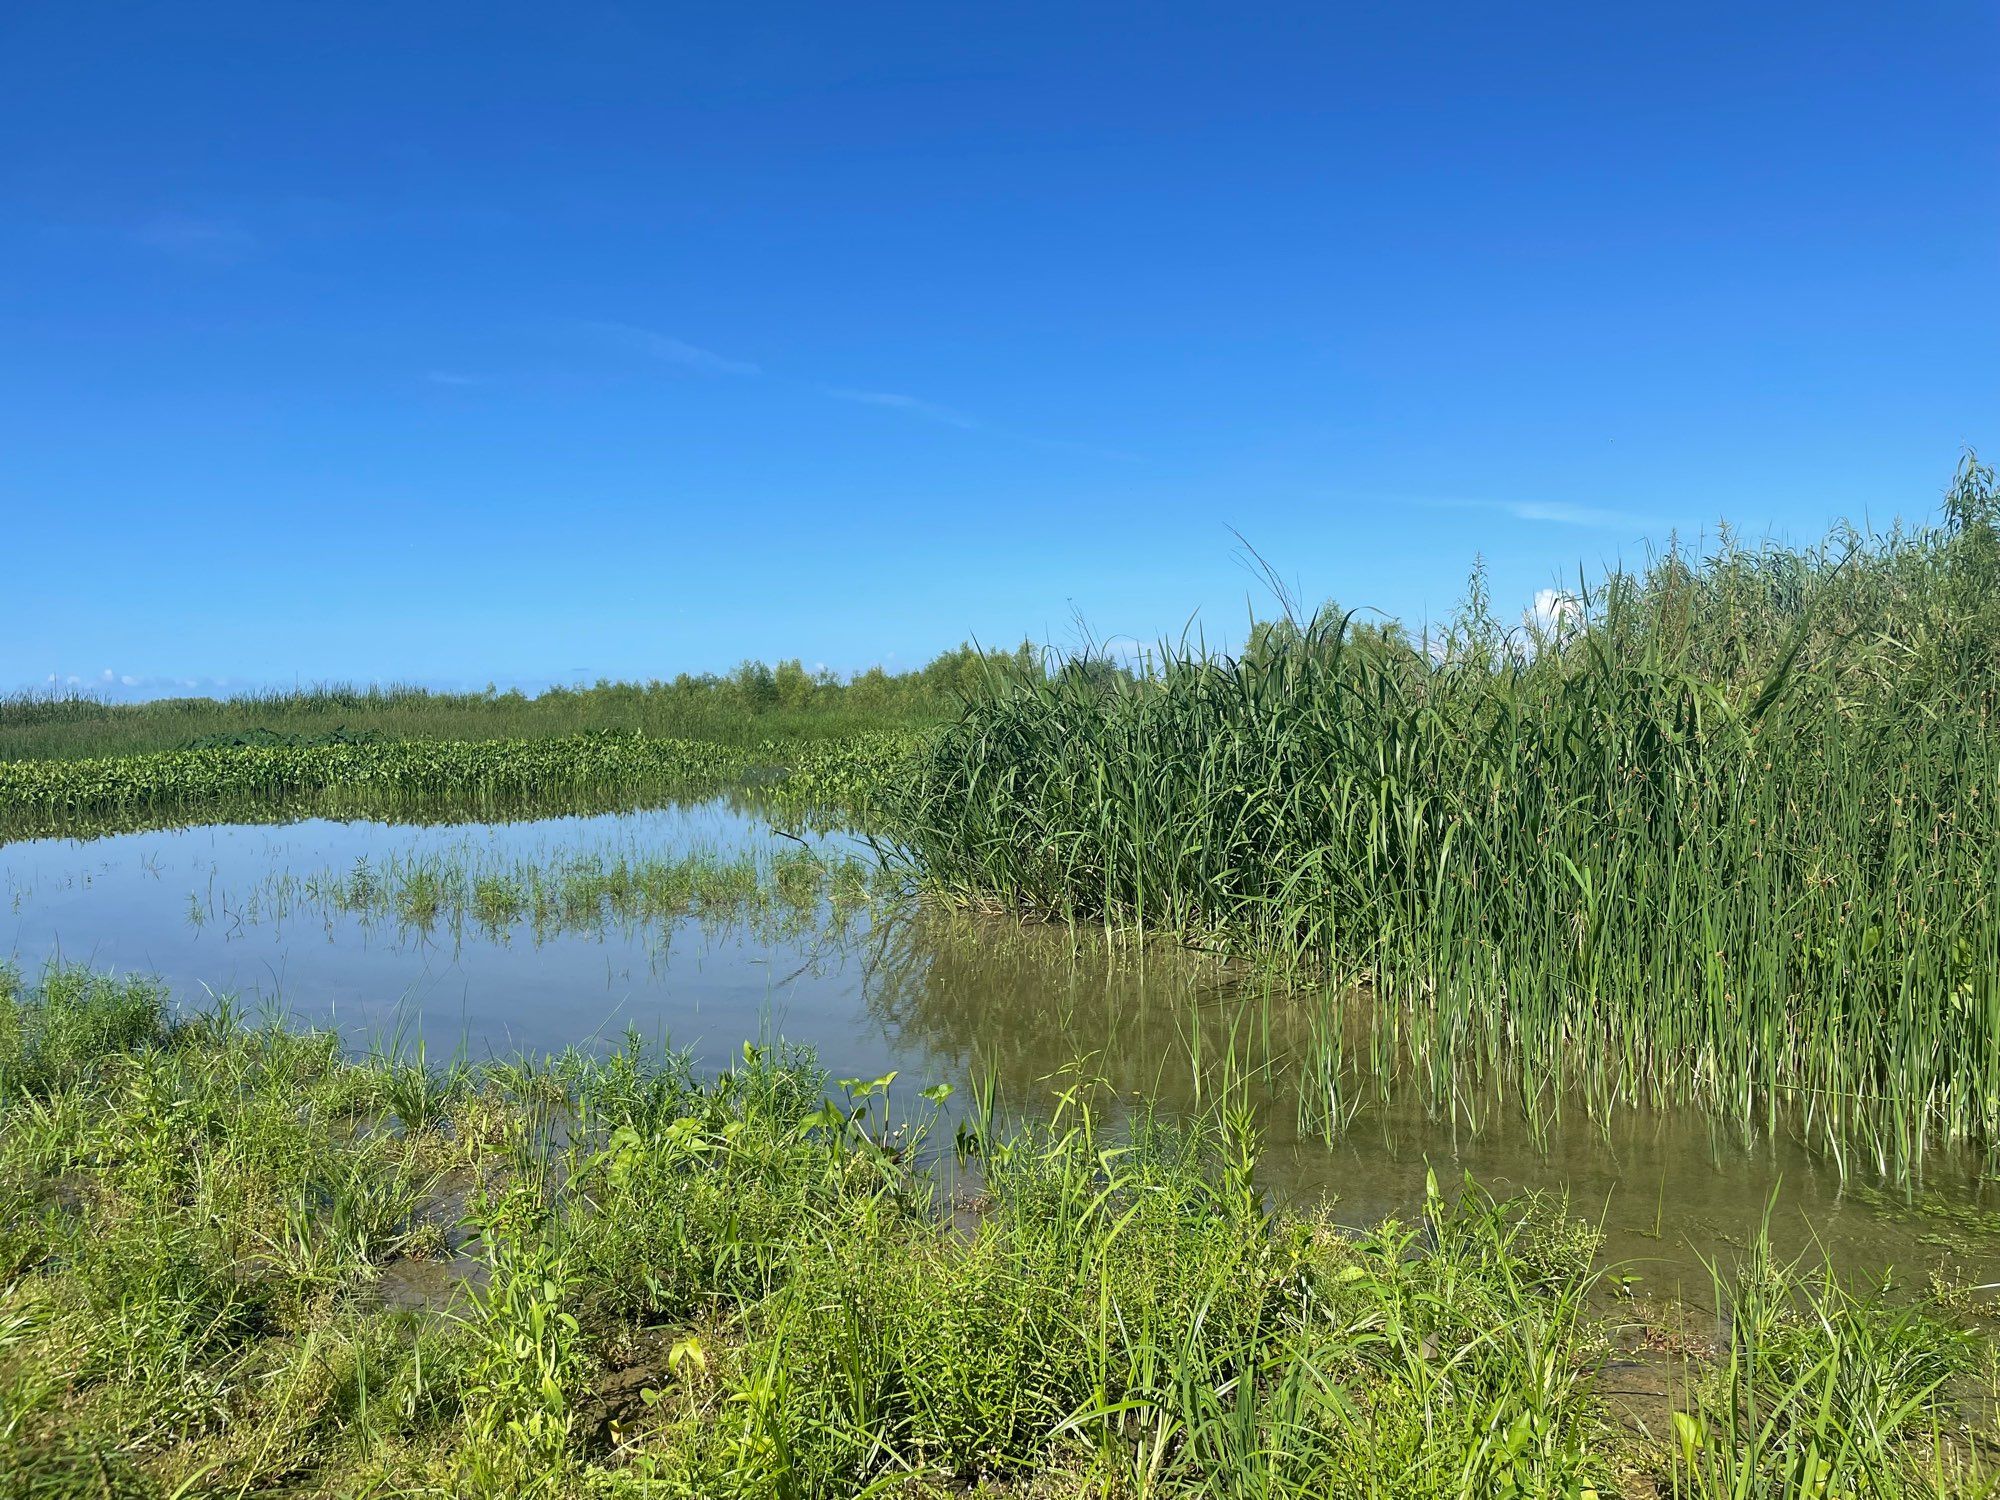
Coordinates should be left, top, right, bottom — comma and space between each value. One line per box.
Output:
0, 680, 907, 762
0, 733, 752, 844
2, 966, 1994, 1496
0, 730, 916, 844
897, 457, 2000, 1182
196, 842, 892, 948
1668, 1214, 1993, 1498
0, 643, 1053, 763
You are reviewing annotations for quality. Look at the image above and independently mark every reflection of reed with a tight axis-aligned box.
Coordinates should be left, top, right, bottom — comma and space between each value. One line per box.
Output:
854, 905, 1345, 1122
850, 908, 2000, 1282
852, 908, 1761, 1170
4, 778, 796, 848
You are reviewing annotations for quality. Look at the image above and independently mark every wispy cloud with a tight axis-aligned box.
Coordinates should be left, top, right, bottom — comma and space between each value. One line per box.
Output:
1503, 500, 1647, 528
561, 321, 979, 428
525, 319, 1130, 456
568, 319, 761, 376
824, 387, 978, 430
1407, 495, 1653, 531
135, 212, 258, 265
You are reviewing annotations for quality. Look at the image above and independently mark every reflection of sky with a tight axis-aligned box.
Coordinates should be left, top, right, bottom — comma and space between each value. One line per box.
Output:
5, 799, 1996, 1294
0, 800, 884, 1077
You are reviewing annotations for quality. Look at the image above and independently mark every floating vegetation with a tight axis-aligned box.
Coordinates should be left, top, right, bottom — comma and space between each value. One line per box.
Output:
3, 966, 1993, 1496
898, 458, 2000, 1181
1848, 1183, 2000, 1251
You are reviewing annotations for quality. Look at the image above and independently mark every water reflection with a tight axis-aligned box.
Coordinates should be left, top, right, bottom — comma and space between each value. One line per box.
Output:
2, 795, 878, 1072
4, 795, 1995, 1295
854, 907, 2000, 1295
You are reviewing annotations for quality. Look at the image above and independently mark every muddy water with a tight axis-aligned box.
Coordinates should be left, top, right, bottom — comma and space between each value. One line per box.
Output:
5, 793, 1996, 1301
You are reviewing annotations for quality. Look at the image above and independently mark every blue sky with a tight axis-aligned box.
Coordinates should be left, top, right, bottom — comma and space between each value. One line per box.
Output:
4, 2, 1995, 696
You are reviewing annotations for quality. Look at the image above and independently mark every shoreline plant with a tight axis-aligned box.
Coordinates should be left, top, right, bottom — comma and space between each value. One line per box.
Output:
895, 457, 2000, 1178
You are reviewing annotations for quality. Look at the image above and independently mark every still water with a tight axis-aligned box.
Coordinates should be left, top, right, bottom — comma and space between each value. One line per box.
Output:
5, 794, 1995, 1297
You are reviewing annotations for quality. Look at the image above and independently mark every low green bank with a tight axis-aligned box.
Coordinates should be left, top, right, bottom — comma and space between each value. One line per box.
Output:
0, 731, 920, 843
0, 642, 1048, 762
1, 968, 1991, 1497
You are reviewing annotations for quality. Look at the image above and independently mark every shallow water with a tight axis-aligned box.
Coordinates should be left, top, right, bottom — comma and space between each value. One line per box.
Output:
5, 793, 1996, 1300
0, 797, 883, 1071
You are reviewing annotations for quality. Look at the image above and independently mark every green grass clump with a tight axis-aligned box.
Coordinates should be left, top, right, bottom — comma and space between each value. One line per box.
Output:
896, 456, 2000, 1179
3, 966, 1993, 1496
1670, 1227, 1988, 1498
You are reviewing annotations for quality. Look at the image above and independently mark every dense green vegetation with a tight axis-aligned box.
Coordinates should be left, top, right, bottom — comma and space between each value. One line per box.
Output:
898, 457, 2000, 1178
0, 645, 1038, 763
3, 968, 1992, 1498
0, 734, 750, 843
0, 730, 914, 843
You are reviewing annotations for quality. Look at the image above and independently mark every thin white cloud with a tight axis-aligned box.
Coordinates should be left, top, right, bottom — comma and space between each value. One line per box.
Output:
824, 387, 978, 429
541, 319, 1124, 454
1505, 500, 1647, 529
136, 212, 258, 265
1407, 495, 1653, 531
569, 320, 761, 376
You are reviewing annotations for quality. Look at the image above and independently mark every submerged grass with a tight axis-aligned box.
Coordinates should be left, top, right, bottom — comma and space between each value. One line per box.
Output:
2, 966, 1995, 1497
896, 457, 2000, 1181
197, 841, 892, 945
